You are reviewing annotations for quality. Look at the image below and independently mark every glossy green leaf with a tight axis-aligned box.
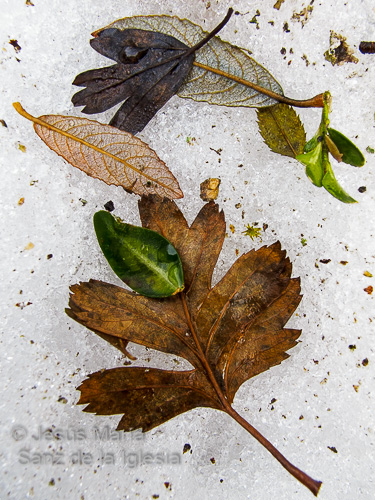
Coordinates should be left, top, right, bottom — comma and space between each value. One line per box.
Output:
327, 128, 365, 167
296, 142, 324, 187
322, 156, 357, 204
94, 211, 184, 298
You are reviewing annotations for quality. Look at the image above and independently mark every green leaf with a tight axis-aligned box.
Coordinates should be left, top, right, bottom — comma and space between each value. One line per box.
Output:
322, 157, 357, 203
257, 104, 306, 158
296, 142, 324, 187
94, 211, 184, 298
304, 132, 320, 153
327, 128, 365, 167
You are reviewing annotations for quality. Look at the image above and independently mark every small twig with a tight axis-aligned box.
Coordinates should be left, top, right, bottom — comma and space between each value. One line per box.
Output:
186, 8, 234, 56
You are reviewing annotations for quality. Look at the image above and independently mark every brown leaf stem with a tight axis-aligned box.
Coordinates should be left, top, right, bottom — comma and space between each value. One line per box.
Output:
180, 292, 229, 408
185, 8, 234, 56
225, 406, 322, 496
180, 292, 322, 496
193, 62, 324, 108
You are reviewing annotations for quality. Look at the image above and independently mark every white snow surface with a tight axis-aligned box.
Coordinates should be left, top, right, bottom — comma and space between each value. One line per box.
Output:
1, 1, 374, 499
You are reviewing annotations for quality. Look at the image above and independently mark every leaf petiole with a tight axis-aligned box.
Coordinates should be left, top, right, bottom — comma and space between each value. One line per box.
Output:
180, 291, 322, 497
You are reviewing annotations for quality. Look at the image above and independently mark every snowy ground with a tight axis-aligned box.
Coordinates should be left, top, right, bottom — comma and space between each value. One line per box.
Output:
1, 1, 374, 499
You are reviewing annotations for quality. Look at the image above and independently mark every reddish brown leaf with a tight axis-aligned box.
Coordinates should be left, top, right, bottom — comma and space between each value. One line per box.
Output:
13, 103, 183, 199
67, 196, 321, 496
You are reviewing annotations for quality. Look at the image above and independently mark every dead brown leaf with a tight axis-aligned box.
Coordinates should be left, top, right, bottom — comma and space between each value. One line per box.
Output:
13, 103, 183, 199
67, 195, 321, 495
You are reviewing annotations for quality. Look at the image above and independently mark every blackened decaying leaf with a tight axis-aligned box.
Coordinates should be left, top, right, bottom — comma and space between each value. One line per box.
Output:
72, 29, 195, 135
72, 10, 234, 134
95, 15, 323, 110
66, 196, 321, 495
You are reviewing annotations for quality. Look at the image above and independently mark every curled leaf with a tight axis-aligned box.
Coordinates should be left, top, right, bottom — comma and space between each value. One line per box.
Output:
325, 134, 343, 163
321, 157, 357, 203
13, 103, 183, 199
296, 141, 324, 187
327, 128, 365, 167
257, 104, 306, 158
72, 29, 195, 135
94, 210, 184, 297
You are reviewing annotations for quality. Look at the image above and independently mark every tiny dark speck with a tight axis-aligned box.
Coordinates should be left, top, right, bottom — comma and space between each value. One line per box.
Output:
328, 446, 338, 453
358, 186, 366, 193
319, 259, 331, 264
183, 443, 191, 454
362, 358, 369, 366
9, 39, 21, 53
104, 200, 115, 212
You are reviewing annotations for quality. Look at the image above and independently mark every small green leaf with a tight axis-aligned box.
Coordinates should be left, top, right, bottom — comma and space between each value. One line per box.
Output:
321, 158, 357, 204
304, 133, 320, 153
257, 104, 306, 158
327, 128, 365, 167
296, 142, 324, 187
94, 211, 184, 298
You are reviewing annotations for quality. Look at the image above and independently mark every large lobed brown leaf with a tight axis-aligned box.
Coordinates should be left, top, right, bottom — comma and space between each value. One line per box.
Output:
67, 196, 323, 495
68, 195, 302, 424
